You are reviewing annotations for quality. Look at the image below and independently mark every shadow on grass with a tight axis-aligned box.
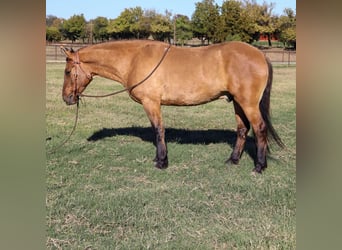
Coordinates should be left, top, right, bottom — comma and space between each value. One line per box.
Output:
87, 126, 256, 160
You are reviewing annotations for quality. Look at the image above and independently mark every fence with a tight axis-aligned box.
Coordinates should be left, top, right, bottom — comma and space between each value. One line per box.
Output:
46, 44, 296, 66
262, 50, 296, 66
46, 44, 87, 62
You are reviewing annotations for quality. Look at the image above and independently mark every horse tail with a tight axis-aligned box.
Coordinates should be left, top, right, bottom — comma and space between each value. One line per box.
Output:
260, 57, 285, 150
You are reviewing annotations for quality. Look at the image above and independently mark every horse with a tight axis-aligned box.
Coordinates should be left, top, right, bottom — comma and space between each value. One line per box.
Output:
60, 40, 284, 173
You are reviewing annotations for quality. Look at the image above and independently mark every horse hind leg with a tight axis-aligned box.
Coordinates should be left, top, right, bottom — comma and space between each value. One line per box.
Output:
226, 100, 250, 166
244, 106, 268, 173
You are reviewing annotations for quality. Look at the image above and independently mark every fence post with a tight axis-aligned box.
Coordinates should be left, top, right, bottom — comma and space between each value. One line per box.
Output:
55, 45, 57, 61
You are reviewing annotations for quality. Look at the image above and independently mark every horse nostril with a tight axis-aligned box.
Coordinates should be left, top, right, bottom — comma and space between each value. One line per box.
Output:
63, 94, 75, 105
68, 94, 74, 101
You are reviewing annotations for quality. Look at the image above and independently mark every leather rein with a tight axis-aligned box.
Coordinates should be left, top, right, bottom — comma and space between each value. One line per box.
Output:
48, 44, 171, 154
74, 44, 171, 99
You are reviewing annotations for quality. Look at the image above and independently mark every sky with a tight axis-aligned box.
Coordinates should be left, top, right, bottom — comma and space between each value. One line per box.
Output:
46, 0, 296, 21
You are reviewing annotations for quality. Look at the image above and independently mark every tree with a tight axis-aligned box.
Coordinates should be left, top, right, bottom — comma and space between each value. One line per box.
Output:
145, 10, 172, 42
220, 0, 245, 42
46, 26, 62, 42
108, 7, 172, 41
51, 18, 64, 30
243, 0, 277, 46
235, 0, 259, 44
46, 15, 63, 42
107, 7, 145, 39
46, 15, 58, 27
61, 14, 87, 42
93, 17, 109, 42
278, 8, 296, 49
191, 0, 221, 44
173, 14, 193, 45
129, 7, 147, 39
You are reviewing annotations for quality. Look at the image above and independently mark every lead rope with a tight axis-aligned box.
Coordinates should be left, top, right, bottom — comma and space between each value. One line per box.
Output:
47, 44, 171, 153
47, 55, 81, 154
79, 44, 171, 98
46, 101, 79, 154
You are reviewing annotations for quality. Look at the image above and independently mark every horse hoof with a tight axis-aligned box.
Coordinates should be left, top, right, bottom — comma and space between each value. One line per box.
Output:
225, 158, 239, 167
154, 159, 168, 169
252, 164, 266, 174
252, 169, 262, 175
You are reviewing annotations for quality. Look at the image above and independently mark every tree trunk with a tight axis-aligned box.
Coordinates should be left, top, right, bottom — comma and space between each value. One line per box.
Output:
267, 33, 272, 47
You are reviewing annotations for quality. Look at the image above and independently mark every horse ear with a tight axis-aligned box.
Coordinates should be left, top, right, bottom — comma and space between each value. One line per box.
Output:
60, 46, 71, 57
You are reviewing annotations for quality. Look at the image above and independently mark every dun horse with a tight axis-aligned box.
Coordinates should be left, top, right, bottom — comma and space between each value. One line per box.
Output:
61, 40, 283, 173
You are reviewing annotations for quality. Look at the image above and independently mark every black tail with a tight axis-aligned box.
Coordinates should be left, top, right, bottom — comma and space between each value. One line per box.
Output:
260, 57, 285, 150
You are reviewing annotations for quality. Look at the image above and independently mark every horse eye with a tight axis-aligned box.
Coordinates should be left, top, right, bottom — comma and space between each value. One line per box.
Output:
65, 70, 71, 75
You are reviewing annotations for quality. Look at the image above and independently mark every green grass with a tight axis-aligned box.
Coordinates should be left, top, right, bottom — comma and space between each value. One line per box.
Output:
252, 40, 287, 49
46, 63, 296, 249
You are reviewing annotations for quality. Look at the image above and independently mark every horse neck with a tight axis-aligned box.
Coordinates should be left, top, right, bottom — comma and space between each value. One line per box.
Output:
79, 43, 139, 85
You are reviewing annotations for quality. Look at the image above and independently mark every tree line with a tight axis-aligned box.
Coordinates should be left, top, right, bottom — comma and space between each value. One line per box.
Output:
46, 0, 296, 48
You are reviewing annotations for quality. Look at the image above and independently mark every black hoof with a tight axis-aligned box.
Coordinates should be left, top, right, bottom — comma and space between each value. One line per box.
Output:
253, 164, 267, 174
154, 158, 168, 169
225, 157, 239, 167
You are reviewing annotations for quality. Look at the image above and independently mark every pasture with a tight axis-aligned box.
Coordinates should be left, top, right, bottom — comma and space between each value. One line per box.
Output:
46, 62, 296, 249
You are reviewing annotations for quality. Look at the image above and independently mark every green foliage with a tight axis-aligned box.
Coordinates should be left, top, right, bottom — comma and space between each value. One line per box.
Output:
130, 7, 148, 39
146, 10, 172, 41
191, 0, 221, 44
46, 15, 58, 27
253, 1, 277, 46
46, 26, 62, 42
239, 0, 273, 45
107, 7, 147, 39
219, 0, 245, 42
61, 14, 87, 42
106, 8, 172, 41
107, 10, 131, 38
174, 15, 193, 45
278, 8, 296, 49
46, 15, 64, 42
92, 17, 109, 42
45, 1, 296, 47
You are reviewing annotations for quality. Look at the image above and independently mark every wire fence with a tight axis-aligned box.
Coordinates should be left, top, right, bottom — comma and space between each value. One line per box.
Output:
46, 44, 86, 62
262, 50, 296, 66
46, 43, 296, 66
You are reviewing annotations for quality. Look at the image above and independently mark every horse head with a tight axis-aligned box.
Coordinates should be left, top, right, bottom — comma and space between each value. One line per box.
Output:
60, 46, 93, 105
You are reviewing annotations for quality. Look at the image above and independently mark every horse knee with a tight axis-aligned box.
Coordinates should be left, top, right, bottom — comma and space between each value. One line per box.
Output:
237, 126, 249, 139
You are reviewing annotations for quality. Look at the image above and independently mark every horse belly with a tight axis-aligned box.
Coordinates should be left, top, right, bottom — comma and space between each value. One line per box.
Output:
158, 48, 228, 106
160, 80, 225, 106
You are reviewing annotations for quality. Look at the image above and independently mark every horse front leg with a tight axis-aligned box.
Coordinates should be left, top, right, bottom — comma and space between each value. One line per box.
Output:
142, 100, 168, 169
152, 124, 168, 169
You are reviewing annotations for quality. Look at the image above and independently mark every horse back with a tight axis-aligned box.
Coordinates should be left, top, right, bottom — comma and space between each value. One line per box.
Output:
129, 41, 268, 106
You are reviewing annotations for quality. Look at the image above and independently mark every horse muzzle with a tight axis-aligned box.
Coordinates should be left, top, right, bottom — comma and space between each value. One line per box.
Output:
63, 94, 78, 105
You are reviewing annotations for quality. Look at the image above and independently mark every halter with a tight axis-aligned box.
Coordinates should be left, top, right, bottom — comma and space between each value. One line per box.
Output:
72, 51, 93, 102
78, 44, 171, 99
48, 44, 171, 153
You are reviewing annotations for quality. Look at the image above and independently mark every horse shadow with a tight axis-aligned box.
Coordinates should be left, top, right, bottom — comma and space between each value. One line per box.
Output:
87, 126, 257, 160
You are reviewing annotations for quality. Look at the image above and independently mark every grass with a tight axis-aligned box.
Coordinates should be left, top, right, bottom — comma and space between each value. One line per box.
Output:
46, 63, 296, 249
